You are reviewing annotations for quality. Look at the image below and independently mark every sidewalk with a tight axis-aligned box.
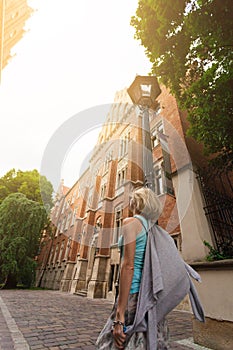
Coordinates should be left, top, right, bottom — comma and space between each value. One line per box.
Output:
0, 290, 211, 350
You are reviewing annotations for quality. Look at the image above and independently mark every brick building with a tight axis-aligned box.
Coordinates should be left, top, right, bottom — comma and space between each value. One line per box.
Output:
36, 84, 233, 349
0, 0, 33, 79
36, 85, 214, 300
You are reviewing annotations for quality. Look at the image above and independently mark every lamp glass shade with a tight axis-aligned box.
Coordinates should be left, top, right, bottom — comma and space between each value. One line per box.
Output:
140, 84, 152, 97
127, 75, 161, 110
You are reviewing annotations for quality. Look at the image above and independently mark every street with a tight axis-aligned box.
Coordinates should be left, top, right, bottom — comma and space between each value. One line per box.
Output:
0, 290, 211, 350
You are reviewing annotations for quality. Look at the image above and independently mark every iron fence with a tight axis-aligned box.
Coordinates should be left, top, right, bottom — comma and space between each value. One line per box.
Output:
197, 165, 233, 257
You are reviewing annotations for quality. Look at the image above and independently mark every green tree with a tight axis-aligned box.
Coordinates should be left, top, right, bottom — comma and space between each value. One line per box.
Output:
131, 0, 233, 161
0, 193, 47, 288
0, 169, 54, 208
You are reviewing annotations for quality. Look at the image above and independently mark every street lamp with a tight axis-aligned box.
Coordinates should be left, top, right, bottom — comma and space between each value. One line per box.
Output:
127, 75, 161, 191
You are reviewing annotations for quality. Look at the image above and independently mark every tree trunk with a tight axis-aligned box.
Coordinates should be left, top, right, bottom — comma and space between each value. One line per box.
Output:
4, 273, 18, 289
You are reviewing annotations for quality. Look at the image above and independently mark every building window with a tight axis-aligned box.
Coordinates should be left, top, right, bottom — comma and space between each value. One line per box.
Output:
65, 236, 72, 260
61, 200, 65, 214
155, 167, 164, 195
55, 202, 60, 218
88, 188, 93, 207
119, 139, 124, 158
113, 207, 123, 243
71, 189, 77, 204
53, 244, 59, 264
55, 221, 61, 237
58, 240, 65, 262
100, 183, 107, 200
104, 150, 113, 173
65, 212, 72, 231
119, 132, 131, 158
12, 12, 19, 19
154, 104, 161, 116
76, 233, 82, 244
95, 217, 102, 230
123, 135, 127, 155
66, 199, 71, 210
71, 207, 78, 226
60, 216, 66, 233
117, 173, 121, 187
151, 121, 164, 148
48, 247, 54, 265
76, 186, 81, 199
117, 167, 127, 188
104, 158, 108, 173
9, 30, 17, 38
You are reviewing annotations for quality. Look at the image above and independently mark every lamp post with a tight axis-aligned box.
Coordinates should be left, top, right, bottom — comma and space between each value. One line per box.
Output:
127, 75, 161, 192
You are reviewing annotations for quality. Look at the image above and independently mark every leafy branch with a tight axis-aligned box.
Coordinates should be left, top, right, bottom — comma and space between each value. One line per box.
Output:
203, 240, 232, 261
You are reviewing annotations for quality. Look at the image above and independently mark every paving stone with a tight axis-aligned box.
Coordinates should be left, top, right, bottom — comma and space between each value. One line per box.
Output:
0, 289, 212, 350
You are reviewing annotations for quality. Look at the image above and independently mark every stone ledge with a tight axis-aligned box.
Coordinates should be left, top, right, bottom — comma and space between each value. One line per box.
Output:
190, 259, 233, 270
77, 258, 88, 262
95, 254, 110, 258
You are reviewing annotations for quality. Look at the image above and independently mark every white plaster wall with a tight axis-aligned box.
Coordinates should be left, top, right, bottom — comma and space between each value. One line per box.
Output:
194, 268, 233, 322
173, 168, 213, 262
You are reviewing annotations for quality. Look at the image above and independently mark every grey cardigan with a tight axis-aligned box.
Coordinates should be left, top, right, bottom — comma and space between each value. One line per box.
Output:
124, 223, 205, 349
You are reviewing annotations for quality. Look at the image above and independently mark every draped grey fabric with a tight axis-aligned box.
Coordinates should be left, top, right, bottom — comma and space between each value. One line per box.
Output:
124, 223, 205, 349
96, 223, 205, 349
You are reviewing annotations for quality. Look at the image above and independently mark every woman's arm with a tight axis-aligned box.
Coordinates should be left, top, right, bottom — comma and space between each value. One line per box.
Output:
116, 217, 138, 321
113, 217, 141, 349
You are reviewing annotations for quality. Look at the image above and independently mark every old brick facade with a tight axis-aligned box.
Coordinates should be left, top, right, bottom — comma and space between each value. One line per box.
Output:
36, 85, 214, 299
0, 0, 33, 78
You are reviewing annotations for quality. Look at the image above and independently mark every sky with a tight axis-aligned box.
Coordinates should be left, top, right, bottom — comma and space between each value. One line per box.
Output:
0, 0, 151, 190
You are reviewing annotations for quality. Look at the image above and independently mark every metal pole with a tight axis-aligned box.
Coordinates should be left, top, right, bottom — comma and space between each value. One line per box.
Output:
141, 106, 155, 192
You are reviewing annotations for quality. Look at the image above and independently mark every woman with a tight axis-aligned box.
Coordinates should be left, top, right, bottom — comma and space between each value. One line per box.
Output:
96, 187, 169, 349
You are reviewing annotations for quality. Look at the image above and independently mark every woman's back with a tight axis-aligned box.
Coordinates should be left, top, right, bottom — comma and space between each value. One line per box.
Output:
130, 214, 148, 293
118, 214, 148, 294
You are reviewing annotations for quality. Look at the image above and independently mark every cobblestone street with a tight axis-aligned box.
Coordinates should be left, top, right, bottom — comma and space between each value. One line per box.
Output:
0, 290, 211, 350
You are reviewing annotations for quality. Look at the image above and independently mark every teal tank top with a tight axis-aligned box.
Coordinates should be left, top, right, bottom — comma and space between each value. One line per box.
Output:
118, 214, 148, 294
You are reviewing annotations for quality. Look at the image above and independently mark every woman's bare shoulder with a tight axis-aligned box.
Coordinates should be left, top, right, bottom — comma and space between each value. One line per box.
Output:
123, 217, 136, 223
122, 217, 142, 235
122, 217, 140, 226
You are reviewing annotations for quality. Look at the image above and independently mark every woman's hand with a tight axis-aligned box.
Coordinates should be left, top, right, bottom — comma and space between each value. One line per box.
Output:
112, 323, 126, 349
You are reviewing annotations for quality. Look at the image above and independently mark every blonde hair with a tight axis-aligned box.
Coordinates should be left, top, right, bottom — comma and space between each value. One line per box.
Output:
130, 187, 162, 221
